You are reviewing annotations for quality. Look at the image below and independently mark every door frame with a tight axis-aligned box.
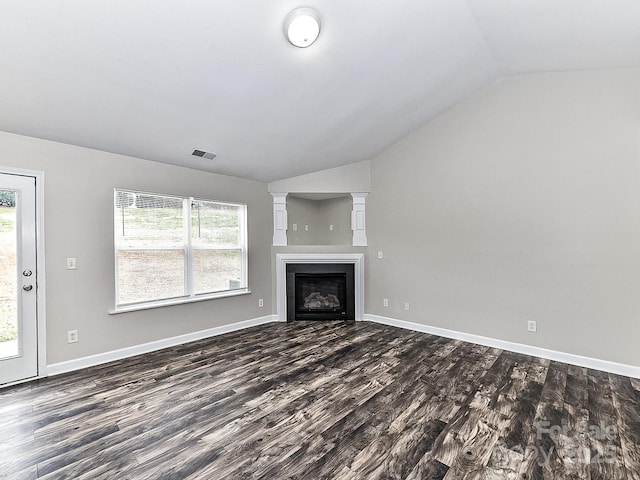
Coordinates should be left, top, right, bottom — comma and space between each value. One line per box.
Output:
1, 166, 46, 385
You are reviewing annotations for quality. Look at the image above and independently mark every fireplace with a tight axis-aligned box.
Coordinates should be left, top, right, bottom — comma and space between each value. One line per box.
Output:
276, 253, 364, 322
286, 263, 355, 321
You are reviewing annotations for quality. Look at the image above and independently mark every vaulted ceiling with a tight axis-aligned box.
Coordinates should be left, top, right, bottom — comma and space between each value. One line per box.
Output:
1, 1, 639, 182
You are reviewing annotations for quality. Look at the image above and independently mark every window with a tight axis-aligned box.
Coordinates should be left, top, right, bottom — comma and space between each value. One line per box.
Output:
114, 189, 247, 310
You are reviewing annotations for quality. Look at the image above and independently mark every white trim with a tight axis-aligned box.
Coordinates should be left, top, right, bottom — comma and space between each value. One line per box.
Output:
47, 315, 279, 376
271, 193, 288, 246
183, 197, 193, 297
350, 193, 368, 246
0, 167, 47, 382
109, 288, 251, 314
275, 253, 364, 322
34, 170, 47, 381
363, 314, 640, 379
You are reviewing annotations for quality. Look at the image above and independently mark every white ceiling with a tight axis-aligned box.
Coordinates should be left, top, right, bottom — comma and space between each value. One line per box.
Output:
1, 1, 639, 182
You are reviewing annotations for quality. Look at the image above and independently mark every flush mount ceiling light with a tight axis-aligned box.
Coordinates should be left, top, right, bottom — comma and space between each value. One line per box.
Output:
284, 7, 321, 48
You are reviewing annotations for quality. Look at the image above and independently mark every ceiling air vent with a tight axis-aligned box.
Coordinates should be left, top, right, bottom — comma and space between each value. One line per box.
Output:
192, 149, 217, 160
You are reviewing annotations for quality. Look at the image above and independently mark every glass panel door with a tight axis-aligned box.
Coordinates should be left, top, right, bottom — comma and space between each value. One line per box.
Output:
0, 173, 38, 385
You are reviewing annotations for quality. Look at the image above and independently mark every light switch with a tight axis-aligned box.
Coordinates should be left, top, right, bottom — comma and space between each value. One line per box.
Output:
66, 258, 77, 270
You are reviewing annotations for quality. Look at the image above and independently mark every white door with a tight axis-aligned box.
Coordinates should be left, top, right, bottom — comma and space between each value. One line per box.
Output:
0, 173, 38, 385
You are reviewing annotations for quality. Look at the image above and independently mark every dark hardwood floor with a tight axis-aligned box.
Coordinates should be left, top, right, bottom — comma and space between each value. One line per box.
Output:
2, 321, 639, 479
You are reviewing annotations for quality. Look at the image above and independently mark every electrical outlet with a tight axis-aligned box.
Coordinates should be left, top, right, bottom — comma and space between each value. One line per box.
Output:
258, 298, 264, 307
383, 298, 389, 307
405, 302, 410, 311
292, 224, 297, 231
67, 330, 79, 343
304, 225, 309, 231
329, 224, 334, 231
378, 251, 383, 259
527, 320, 537, 333
66, 257, 77, 270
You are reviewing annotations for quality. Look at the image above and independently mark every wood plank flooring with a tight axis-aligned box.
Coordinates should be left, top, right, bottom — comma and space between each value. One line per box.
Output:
1, 321, 639, 479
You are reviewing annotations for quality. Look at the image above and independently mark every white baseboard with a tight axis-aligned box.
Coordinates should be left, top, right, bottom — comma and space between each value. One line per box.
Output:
46, 313, 639, 380
47, 315, 279, 377
363, 314, 640, 379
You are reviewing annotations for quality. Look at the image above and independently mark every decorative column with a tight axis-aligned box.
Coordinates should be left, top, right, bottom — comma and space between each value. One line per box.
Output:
271, 193, 288, 246
351, 193, 368, 246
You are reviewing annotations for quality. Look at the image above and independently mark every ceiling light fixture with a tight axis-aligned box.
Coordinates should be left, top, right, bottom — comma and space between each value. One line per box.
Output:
284, 7, 321, 48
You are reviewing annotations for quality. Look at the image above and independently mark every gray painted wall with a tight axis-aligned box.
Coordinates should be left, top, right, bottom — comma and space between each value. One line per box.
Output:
316, 196, 352, 246
4, 66, 638, 370
287, 195, 353, 246
0, 132, 273, 364
286, 196, 320, 245
268, 160, 371, 194
366, 68, 640, 366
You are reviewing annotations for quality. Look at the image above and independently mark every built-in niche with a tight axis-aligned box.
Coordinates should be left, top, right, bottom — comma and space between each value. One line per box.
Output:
271, 192, 367, 247
286, 194, 352, 246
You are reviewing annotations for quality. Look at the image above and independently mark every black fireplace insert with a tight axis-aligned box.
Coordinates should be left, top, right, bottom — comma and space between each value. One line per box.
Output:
286, 263, 355, 321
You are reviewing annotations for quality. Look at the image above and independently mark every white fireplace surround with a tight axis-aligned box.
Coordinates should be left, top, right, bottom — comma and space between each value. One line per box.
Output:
275, 253, 364, 322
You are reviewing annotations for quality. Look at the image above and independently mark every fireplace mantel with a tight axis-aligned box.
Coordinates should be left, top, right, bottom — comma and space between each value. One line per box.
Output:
275, 253, 364, 322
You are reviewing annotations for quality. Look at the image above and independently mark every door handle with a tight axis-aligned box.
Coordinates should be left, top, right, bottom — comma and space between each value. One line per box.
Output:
23, 284, 33, 291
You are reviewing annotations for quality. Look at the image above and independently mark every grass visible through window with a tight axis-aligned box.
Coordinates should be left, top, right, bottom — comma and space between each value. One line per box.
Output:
114, 191, 247, 307
0, 205, 17, 343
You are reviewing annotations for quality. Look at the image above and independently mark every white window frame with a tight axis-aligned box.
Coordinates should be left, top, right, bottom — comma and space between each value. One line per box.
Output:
111, 189, 249, 314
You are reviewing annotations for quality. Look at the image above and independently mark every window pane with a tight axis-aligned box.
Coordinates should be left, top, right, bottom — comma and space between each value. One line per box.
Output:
0, 191, 18, 359
114, 189, 247, 308
193, 249, 242, 295
191, 201, 241, 247
115, 192, 183, 248
117, 250, 185, 305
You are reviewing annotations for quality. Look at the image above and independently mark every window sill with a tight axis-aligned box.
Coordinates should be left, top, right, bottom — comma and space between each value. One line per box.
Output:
109, 288, 251, 315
